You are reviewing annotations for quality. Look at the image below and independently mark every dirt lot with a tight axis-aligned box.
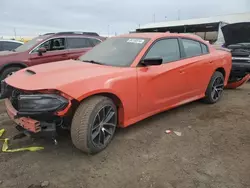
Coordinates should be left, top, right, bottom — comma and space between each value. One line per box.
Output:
0, 84, 250, 188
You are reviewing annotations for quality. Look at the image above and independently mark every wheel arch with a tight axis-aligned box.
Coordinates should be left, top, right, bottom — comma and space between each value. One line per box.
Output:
215, 67, 226, 78
77, 91, 125, 127
0, 62, 27, 74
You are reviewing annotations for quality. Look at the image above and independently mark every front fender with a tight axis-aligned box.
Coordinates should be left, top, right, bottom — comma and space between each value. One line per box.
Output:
76, 89, 122, 102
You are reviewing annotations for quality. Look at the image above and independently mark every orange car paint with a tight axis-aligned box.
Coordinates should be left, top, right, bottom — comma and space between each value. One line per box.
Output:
5, 32, 233, 128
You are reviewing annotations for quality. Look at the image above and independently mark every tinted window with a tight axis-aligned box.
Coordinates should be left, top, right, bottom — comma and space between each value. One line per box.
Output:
145, 39, 180, 63
201, 43, 209, 54
79, 37, 150, 67
2, 41, 22, 51
67, 38, 93, 49
182, 39, 202, 58
33, 38, 65, 52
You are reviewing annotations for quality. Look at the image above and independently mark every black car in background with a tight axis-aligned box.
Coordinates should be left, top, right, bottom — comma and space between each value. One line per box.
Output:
221, 22, 250, 82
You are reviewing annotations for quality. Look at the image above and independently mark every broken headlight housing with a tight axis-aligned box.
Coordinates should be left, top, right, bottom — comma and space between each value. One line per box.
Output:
18, 94, 68, 113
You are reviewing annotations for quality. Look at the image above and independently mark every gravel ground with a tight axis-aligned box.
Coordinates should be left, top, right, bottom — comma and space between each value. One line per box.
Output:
0, 84, 250, 188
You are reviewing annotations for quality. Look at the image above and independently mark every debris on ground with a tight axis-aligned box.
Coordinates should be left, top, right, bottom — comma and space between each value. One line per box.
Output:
165, 130, 182, 136
188, 126, 192, 129
0, 128, 44, 152
173, 131, 182, 136
0, 129, 4, 137
0, 180, 3, 184
41, 181, 50, 187
28, 184, 40, 188
165, 130, 172, 134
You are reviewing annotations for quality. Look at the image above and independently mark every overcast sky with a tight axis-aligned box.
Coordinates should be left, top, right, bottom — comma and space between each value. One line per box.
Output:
0, 0, 250, 36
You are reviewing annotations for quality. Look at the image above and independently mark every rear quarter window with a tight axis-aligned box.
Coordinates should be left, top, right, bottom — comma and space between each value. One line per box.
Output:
201, 43, 209, 54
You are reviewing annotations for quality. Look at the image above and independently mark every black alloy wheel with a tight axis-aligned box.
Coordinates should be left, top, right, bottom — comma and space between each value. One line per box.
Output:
211, 76, 224, 101
71, 96, 117, 154
203, 71, 224, 104
91, 105, 117, 147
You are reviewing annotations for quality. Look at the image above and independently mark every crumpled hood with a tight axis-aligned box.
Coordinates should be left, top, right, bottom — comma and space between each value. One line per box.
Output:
5, 60, 126, 91
222, 22, 250, 46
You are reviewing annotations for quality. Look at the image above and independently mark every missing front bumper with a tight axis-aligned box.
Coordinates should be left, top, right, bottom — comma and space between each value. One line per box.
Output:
5, 99, 58, 133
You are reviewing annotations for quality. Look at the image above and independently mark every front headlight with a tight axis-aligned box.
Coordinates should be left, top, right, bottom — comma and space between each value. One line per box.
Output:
18, 94, 68, 113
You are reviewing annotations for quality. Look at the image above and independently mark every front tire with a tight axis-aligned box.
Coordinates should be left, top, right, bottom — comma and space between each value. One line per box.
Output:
203, 71, 224, 104
71, 96, 117, 154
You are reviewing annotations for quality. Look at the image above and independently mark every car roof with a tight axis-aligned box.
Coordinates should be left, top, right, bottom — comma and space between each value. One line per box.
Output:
116, 32, 205, 42
0, 39, 24, 44
42, 32, 105, 40
53, 34, 106, 40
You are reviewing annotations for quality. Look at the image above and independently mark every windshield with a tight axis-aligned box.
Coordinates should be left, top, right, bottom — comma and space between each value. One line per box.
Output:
79, 37, 150, 67
14, 35, 48, 53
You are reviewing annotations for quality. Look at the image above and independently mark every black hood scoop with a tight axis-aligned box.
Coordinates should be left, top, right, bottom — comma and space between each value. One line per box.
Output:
25, 69, 36, 75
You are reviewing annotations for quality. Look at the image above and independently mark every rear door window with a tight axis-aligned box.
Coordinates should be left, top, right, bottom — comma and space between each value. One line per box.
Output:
67, 38, 93, 49
182, 39, 202, 58
145, 38, 181, 63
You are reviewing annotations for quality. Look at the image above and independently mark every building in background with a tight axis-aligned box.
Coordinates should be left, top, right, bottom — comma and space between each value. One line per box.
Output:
0, 36, 34, 42
136, 12, 250, 45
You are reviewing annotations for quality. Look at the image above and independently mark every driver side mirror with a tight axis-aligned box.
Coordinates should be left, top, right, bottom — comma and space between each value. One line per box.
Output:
141, 57, 163, 66
38, 47, 47, 55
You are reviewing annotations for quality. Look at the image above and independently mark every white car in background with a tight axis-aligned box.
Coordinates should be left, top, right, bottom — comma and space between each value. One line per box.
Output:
0, 40, 24, 52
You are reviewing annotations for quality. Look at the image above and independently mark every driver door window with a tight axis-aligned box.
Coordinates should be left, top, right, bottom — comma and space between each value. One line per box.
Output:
32, 38, 65, 53
145, 39, 180, 63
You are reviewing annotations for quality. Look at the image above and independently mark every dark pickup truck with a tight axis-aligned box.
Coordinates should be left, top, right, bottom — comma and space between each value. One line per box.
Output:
221, 22, 250, 85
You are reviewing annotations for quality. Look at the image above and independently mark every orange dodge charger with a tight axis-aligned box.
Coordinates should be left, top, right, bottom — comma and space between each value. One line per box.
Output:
1, 32, 246, 154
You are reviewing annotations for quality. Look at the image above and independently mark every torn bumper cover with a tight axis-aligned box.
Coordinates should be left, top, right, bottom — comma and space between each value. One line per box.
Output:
226, 74, 250, 89
5, 99, 42, 133
2, 81, 71, 133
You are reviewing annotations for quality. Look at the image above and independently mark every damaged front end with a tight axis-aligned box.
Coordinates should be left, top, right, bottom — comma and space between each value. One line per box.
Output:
1, 81, 73, 138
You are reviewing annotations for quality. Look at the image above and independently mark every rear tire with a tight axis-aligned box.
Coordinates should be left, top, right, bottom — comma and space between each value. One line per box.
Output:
203, 71, 224, 104
71, 96, 117, 154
